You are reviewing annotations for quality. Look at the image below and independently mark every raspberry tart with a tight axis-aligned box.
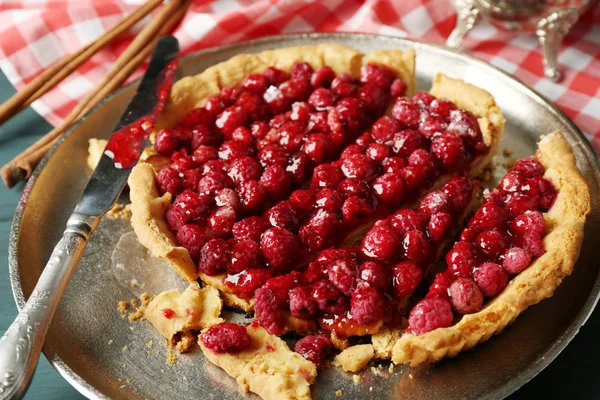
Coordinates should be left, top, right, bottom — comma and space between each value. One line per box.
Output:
129, 61, 504, 314
129, 44, 417, 309
391, 130, 590, 366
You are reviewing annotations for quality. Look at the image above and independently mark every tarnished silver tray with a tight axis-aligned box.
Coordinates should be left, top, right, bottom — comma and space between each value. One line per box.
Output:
9, 33, 600, 400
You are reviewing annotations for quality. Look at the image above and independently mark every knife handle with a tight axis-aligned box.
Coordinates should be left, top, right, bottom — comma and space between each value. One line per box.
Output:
0, 213, 96, 400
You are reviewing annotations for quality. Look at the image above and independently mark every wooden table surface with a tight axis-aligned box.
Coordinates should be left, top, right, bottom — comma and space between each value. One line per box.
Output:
0, 71, 599, 400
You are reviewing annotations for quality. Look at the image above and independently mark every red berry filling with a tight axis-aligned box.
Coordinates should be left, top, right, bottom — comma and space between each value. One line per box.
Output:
200, 322, 251, 354
410, 157, 557, 334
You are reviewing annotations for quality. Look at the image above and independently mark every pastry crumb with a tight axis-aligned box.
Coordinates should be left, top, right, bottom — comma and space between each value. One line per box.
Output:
131, 298, 139, 307
108, 339, 113, 345
369, 386, 373, 391
123, 345, 129, 351
167, 344, 178, 364
352, 374, 361, 384
388, 363, 394, 373
409, 373, 414, 379
503, 158, 517, 169
146, 340, 153, 348
335, 389, 342, 397
140, 293, 151, 302
117, 301, 129, 312
106, 203, 132, 220
502, 148, 513, 157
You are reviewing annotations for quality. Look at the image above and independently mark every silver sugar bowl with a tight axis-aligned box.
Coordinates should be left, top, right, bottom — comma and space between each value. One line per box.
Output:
447, 0, 598, 81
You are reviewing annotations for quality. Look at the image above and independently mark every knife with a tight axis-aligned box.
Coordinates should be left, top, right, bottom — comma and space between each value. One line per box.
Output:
0, 35, 179, 400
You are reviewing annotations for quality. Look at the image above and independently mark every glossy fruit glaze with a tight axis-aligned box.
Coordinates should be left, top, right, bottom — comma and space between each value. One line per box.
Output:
252, 177, 476, 337
408, 157, 557, 335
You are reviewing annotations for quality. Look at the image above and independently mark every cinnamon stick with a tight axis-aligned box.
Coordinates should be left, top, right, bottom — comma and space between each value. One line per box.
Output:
0, 0, 166, 126
1, 0, 188, 188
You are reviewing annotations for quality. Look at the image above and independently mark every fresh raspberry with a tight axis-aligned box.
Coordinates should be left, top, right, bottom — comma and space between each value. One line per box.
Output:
308, 88, 335, 111
277, 121, 304, 153
391, 129, 427, 158
408, 149, 438, 176
295, 334, 333, 369
215, 106, 248, 136
202, 159, 229, 175
226, 156, 262, 186
169, 149, 196, 172
220, 86, 244, 106
198, 239, 230, 275
260, 227, 300, 272
260, 165, 291, 200
360, 223, 401, 261
314, 189, 345, 213
303, 261, 329, 284
198, 169, 233, 197
232, 216, 269, 242
329, 97, 364, 134
208, 206, 237, 237
311, 66, 336, 88
192, 145, 218, 165
532, 176, 557, 210
319, 248, 359, 264
155, 129, 179, 156
338, 178, 371, 199
204, 95, 226, 117
229, 240, 262, 274
308, 111, 329, 133
201, 323, 251, 354
476, 230, 508, 258
358, 261, 388, 291
402, 229, 430, 264
254, 287, 286, 336
280, 78, 312, 102
299, 209, 341, 252
327, 259, 358, 296
390, 79, 407, 97
341, 153, 378, 180
350, 283, 384, 325
430, 132, 465, 169
238, 180, 267, 213
443, 176, 474, 212
418, 190, 450, 219
518, 232, 545, 258
499, 171, 526, 193
218, 140, 253, 162
426, 271, 453, 300
449, 278, 483, 314
263, 66, 289, 86
263, 85, 290, 114
311, 164, 344, 189
512, 157, 545, 178
502, 247, 532, 274
224, 268, 272, 299
331, 80, 357, 99
401, 165, 428, 193
360, 63, 394, 88
418, 114, 446, 139
429, 99, 456, 120
427, 212, 453, 244
289, 286, 318, 319
215, 188, 241, 211
356, 133, 373, 149
408, 298, 454, 335
371, 116, 401, 144
511, 210, 545, 237
262, 272, 304, 303
470, 201, 509, 231
289, 189, 318, 211
179, 107, 213, 128
389, 209, 426, 237
474, 262, 509, 297
446, 241, 478, 278
190, 125, 222, 148
446, 109, 483, 151
291, 62, 314, 81
392, 97, 421, 128
176, 224, 212, 261
265, 201, 302, 231
230, 126, 253, 143
341, 196, 373, 224
251, 121, 269, 140
372, 173, 405, 206
412, 92, 436, 106
311, 279, 348, 314
170, 190, 210, 221
392, 260, 423, 298
182, 169, 202, 191
157, 167, 184, 196
165, 207, 186, 231
242, 73, 269, 93
286, 153, 312, 184
303, 133, 335, 164
365, 143, 391, 163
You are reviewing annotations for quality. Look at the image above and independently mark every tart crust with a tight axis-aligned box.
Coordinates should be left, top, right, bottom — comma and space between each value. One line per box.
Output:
129, 44, 417, 311
391, 130, 591, 366
198, 323, 317, 400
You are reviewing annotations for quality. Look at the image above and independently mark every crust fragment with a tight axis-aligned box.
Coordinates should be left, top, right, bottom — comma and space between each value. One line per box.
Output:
392, 130, 590, 366
199, 324, 317, 400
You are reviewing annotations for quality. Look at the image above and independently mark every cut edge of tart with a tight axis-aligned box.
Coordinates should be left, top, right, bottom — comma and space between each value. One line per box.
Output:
391, 130, 591, 366
128, 44, 418, 312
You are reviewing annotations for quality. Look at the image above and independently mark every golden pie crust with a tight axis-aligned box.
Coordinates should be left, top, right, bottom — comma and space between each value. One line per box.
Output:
391, 130, 591, 366
198, 323, 317, 400
129, 44, 417, 311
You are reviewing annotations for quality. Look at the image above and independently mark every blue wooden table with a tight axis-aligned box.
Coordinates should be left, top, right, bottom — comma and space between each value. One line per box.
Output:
0, 71, 599, 400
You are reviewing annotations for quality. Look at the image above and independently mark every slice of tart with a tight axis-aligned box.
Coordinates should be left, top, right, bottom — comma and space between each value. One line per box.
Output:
391, 130, 590, 366
129, 44, 417, 309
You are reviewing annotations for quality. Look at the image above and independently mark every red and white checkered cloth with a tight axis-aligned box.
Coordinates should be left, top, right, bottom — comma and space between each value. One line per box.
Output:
0, 1, 599, 151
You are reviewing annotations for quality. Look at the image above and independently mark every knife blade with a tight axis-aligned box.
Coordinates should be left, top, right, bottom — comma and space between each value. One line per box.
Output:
0, 35, 179, 400
76, 35, 179, 217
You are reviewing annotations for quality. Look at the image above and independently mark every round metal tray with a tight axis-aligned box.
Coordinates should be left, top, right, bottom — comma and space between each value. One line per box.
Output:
9, 33, 600, 400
